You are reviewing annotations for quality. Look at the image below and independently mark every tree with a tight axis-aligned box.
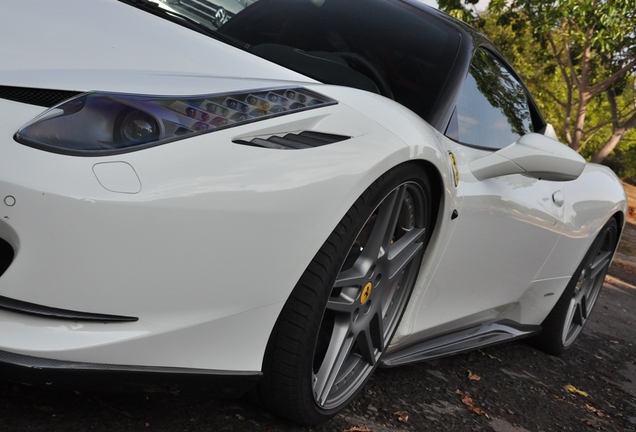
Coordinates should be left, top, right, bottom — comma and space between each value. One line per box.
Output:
439, 0, 636, 166
437, 0, 480, 23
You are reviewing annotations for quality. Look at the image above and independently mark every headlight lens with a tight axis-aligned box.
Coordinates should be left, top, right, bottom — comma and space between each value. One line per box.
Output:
15, 87, 336, 155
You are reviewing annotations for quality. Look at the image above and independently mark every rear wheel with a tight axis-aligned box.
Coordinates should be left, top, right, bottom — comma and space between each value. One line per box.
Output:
258, 164, 432, 425
531, 218, 619, 355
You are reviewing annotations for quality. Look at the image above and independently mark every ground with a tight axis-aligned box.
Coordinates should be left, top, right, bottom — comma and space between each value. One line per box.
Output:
0, 190, 635, 431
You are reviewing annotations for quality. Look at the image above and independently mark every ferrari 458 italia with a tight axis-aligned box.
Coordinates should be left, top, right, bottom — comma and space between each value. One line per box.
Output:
0, 0, 626, 424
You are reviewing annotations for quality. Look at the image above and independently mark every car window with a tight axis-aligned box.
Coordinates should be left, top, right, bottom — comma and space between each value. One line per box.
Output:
449, 48, 533, 150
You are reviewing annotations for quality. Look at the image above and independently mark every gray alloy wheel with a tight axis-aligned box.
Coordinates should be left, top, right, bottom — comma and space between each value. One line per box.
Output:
313, 181, 426, 409
561, 219, 618, 347
258, 164, 432, 425
531, 217, 619, 355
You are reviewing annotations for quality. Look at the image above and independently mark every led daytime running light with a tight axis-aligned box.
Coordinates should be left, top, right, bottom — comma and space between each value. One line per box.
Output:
15, 87, 336, 155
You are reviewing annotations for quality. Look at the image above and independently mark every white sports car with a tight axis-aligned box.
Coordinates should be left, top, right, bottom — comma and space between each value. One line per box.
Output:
0, 0, 627, 425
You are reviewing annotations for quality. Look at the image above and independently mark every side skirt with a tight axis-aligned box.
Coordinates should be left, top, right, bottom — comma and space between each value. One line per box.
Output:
380, 320, 541, 367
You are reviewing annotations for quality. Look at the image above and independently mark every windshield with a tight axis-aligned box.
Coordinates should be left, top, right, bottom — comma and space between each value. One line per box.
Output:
144, 0, 461, 123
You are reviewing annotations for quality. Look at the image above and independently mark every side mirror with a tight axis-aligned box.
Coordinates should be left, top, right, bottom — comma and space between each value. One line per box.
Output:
469, 133, 586, 181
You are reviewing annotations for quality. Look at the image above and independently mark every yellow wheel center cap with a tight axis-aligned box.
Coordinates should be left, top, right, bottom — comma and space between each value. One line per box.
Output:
360, 282, 373, 305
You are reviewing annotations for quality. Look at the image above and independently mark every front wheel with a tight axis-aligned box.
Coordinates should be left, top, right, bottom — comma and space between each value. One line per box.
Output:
531, 218, 619, 355
257, 164, 432, 425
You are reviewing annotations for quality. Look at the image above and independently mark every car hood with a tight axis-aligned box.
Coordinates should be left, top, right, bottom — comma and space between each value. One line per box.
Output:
0, 0, 314, 95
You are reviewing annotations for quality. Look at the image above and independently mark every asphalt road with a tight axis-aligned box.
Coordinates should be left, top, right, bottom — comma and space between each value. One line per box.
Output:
0, 264, 634, 432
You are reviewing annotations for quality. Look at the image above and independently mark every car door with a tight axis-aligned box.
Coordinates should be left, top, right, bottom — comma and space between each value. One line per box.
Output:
408, 48, 567, 339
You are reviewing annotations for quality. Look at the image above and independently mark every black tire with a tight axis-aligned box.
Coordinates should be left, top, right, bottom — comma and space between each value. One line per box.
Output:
257, 164, 433, 425
530, 217, 619, 355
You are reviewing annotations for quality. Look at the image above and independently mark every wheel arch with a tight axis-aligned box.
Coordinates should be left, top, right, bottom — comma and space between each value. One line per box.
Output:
610, 210, 626, 261
258, 158, 445, 362
556, 163, 628, 279
612, 210, 625, 235
409, 159, 444, 244
255, 161, 438, 423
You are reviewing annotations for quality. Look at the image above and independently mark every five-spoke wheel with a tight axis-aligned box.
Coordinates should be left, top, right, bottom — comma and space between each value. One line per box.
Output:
314, 181, 426, 409
258, 164, 432, 425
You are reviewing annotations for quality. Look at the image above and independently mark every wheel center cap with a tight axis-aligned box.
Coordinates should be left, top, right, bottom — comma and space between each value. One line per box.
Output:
361, 282, 373, 304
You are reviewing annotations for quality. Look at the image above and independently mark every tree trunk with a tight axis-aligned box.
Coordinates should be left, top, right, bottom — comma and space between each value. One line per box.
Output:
591, 128, 627, 163
591, 113, 636, 163
571, 92, 590, 152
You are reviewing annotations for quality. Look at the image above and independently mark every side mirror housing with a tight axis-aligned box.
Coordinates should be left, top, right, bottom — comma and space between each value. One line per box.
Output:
469, 133, 585, 181
543, 123, 559, 141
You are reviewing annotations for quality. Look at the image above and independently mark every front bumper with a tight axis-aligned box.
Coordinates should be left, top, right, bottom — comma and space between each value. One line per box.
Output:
0, 349, 260, 397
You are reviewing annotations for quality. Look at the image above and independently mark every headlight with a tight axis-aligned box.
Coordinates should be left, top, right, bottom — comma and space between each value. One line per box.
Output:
15, 87, 336, 156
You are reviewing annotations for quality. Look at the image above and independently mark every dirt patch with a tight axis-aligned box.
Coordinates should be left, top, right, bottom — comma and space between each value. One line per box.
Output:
623, 182, 636, 223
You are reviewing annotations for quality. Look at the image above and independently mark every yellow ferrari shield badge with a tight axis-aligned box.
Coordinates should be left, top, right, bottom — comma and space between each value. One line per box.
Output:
449, 151, 459, 187
360, 282, 373, 304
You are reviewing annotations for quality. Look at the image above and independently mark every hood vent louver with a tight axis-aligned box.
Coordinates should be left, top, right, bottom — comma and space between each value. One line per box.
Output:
0, 85, 82, 108
234, 131, 350, 150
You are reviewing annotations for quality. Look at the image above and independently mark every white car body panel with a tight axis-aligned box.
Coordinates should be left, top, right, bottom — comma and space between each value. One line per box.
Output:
396, 140, 563, 343
0, 0, 627, 381
0, 0, 311, 90
0, 94, 449, 370
395, 140, 626, 345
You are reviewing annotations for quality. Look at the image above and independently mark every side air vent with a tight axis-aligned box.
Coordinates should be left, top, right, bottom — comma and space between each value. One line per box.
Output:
233, 131, 350, 150
0, 86, 82, 108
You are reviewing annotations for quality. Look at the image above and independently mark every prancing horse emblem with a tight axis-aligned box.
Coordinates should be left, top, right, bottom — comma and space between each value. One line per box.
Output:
360, 282, 373, 304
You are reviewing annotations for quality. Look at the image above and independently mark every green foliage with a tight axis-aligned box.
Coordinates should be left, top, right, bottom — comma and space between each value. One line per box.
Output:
602, 132, 636, 184
514, 0, 635, 53
437, 0, 480, 23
